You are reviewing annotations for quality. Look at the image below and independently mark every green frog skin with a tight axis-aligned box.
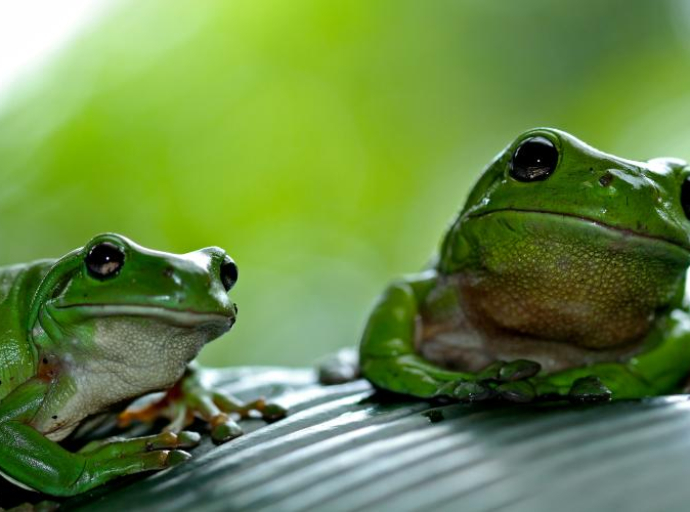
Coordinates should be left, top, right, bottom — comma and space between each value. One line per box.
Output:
0, 233, 283, 497
360, 128, 690, 403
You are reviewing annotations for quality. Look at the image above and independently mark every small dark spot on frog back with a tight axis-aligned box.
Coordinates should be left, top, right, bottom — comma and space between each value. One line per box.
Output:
599, 172, 614, 187
423, 409, 445, 423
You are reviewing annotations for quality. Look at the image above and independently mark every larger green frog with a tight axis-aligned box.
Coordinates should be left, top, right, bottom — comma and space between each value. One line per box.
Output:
0, 233, 282, 497
360, 128, 690, 403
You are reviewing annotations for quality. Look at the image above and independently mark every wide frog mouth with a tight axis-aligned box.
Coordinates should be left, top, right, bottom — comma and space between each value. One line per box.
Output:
466, 208, 690, 254
52, 303, 237, 328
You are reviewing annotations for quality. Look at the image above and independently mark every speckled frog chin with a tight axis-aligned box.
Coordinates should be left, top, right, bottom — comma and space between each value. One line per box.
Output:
359, 127, 690, 403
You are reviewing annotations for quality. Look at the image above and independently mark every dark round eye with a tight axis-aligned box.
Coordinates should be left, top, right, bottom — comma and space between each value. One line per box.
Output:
681, 178, 690, 220
510, 136, 559, 182
220, 257, 238, 292
85, 242, 125, 280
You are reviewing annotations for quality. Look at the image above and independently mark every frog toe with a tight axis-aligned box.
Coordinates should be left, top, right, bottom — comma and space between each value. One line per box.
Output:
165, 449, 193, 467
568, 376, 612, 403
175, 430, 202, 448
498, 360, 542, 382
452, 381, 494, 402
496, 380, 536, 403
210, 413, 244, 444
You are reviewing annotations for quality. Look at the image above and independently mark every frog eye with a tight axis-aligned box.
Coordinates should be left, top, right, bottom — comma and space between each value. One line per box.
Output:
681, 178, 690, 220
220, 257, 238, 292
510, 136, 559, 182
85, 242, 125, 280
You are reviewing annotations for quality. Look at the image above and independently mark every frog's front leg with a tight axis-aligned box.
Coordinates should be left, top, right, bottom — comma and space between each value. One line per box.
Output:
0, 380, 196, 497
532, 310, 690, 402
119, 364, 287, 443
530, 364, 636, 402
360, 275, 541, 402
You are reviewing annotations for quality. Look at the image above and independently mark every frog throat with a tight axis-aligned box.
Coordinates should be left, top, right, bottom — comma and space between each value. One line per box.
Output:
445, 210, 690, 349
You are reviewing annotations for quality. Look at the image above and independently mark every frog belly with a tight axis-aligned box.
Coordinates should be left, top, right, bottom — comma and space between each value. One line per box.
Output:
419, 329, 644, 374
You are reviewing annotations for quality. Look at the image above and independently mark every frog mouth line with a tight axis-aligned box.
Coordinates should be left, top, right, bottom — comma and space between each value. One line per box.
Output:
467, 208, 690, 253
54, 304, 235, 327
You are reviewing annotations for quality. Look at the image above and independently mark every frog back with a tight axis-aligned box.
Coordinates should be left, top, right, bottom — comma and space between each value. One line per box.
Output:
0, 260, 54, 401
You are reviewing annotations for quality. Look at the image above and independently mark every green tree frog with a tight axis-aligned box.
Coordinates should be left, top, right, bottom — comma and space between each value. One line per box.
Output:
0, 233, 283, 497
360, 128, 690, 403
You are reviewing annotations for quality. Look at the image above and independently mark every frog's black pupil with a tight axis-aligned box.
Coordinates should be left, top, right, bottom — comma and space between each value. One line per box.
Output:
220, 258, 238, 292
510, 136, 559, 182
85, 242, 125, 280
681, 178, 690, 220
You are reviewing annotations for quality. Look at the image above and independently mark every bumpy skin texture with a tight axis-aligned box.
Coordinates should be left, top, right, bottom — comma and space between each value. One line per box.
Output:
360, 128, 690, 403
0, 234, 282, 497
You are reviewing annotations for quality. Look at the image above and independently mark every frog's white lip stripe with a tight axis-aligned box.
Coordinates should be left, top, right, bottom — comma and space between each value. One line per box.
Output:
468, 208, 690, 253
0, 468, 37, 492
54, 304, 235, 327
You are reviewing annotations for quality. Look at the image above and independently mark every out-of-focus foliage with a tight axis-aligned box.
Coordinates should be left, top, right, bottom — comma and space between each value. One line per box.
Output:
0, 0, 689, 367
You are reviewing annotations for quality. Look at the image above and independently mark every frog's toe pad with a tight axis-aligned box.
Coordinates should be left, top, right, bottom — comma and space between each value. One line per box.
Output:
176, 431, 202, 448
496, 380, 535, 403
568, 376, 612, 403
166, 450, 192, 467
452, 381, 494, 402
498, 360, 542, 382
261, 403, 288, 423
210, 414, 244, 444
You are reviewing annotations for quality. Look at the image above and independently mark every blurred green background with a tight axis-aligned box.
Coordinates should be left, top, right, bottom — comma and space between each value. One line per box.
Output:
1, 0, 689, 367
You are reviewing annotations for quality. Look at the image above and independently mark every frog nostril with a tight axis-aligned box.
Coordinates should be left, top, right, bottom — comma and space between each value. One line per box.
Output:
163, 266, 174, 279
220, 257, 238, 292
599, 172, 614, 187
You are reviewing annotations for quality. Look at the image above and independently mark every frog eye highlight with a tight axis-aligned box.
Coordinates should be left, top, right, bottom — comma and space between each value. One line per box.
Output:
510, 136, 559, 182
681, 178, 690, 220
85, 242, 125, 280
220, 257, 238, 292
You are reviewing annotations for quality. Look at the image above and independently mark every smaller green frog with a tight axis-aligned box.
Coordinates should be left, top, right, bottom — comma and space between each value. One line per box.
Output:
359, 128, 690, 403
0, 234, 283, 497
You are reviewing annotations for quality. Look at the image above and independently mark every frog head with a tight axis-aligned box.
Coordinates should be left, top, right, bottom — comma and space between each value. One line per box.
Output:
439, 128, 690, 349
30, 233, 238, 402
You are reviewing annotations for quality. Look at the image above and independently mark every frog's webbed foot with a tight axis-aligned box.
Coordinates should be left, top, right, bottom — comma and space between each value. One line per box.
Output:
78, 430, 200, 455
119, 370, 287, 444
437, 359, 542, 403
